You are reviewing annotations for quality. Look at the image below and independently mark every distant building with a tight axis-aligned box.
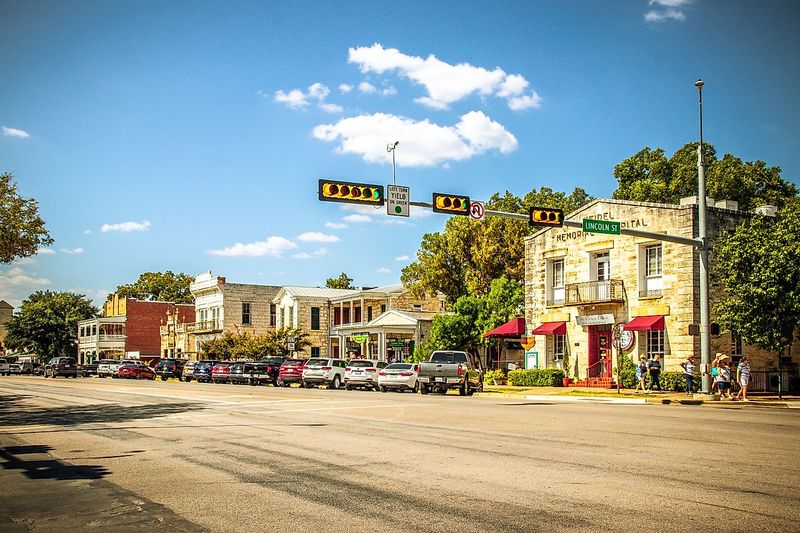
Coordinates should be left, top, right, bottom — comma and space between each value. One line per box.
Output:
0, 300, 13, 349
159, 305, 197, 360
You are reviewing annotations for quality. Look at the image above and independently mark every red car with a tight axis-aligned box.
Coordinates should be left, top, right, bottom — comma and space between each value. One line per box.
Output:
277, 358, 307, 387
211, 362, 232, 384
117, 363, 156, 380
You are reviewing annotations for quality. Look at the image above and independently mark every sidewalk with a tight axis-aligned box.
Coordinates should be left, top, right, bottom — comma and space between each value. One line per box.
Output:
479, 384, 800, 408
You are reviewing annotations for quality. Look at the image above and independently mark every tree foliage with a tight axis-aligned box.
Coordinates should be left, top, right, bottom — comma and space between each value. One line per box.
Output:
326, 272, 355, 289
4, 291, 98, 360
712, 199, 800, 362
401, 187, 592, 304
111, 271, 194, 303
200, 328, 311, 359
612, 143, 798, 211
0, 172, 54, 263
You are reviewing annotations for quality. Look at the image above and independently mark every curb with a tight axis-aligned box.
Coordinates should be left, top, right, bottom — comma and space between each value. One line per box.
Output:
524, 394, 646, 405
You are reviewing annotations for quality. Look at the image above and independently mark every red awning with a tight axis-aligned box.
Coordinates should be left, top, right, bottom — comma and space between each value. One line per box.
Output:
623, 315, 665, 331
530, 321, 567, 336
482, 317, 526, 338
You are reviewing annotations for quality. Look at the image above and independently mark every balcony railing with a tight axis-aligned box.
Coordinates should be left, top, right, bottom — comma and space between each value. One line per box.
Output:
186, 320, 223, 333
639, 288, 663, 299
563, 279, 625, 306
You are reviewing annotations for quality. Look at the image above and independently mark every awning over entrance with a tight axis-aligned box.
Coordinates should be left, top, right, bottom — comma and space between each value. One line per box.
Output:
623, 315, 665, 331
531, 321, 567, 336
482, 317, 526, 338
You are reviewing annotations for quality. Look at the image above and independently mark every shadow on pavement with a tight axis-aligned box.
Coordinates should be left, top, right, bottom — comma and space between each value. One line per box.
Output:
0, 444, 110, 481
0, 393, 203, 427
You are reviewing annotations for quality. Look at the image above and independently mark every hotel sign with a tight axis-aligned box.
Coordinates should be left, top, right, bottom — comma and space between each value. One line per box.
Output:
576, 314, 615, 326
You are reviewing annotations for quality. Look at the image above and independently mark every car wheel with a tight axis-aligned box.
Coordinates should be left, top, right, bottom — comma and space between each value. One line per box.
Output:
411, 381, 419, 394
331, 375, 341, 389
420, 383, 428, 394
460, 379, 469, 396
298, 382, 305, 388
380, 386, 387, 393
249, 378, 257, 386
345, 384, 351, 391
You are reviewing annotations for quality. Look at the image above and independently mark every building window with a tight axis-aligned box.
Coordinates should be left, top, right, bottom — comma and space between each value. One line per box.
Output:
270, 303, 276, 326
593, 252, 610, 281
288, 305, 294, 328
311, 347, 320, 357
553, 334, 566, 368
646, 330, 665, 358
641, 244, 663, 297
367, 307, 373, 322
241, 302, 251, 325
548, 259, 565, 305
381, 304, 386, 314
413, 305, 422, 311
311, 307, 320, 330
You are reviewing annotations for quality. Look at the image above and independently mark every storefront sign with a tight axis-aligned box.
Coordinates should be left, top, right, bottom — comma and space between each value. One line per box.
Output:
351, 332, 369, 343
389, 339, 406, 348
526, 350, 539, 369
576, 314, 615, 326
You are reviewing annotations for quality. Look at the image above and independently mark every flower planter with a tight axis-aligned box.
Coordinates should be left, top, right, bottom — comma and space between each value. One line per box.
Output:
562, 378, 574, 387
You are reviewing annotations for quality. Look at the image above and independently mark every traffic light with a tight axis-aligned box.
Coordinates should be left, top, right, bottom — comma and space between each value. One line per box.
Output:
529, 207, 564, 227
432, 193, 470, 215
318, 179, 384, 206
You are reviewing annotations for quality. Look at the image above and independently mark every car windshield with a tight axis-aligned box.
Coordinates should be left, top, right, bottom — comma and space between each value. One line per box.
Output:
261, 357, 283, 364
283, 359, 305, 367
349, 360, 375, 368
385, 363, 413, 370
305, 358, 328, 367
430, 352, 468, 364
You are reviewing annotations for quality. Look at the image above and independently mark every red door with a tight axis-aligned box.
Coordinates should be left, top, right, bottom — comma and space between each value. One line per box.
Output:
588, 328, 612, 378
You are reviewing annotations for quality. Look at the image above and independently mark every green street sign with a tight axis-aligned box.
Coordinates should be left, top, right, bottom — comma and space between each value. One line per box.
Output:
582, 218, 621, 235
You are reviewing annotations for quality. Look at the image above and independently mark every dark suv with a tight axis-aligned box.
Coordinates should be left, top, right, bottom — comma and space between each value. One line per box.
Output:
154, 359, 187, 381
192, 360, 221, 383
44, 357, 78, 378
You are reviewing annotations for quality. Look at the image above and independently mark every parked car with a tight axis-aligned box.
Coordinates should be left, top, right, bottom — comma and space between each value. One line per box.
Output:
97, 359, 119, 378
33, 365, 45, 376
193, 360, 221, 383
181, 360, 198, 382
118, 362, 156, 380
110, 359, 140, 378
154, 359, 187, 381
9, 363, 22, 374
277, 358, 307, 387
344, 359, 388, 391
417, 350, 483, 396
20, 361, 40, 375
44, 357, 79, 378
302, 357, 347, 389
80, 362, 98, 377
378, 363, 420, 392
0, 358, 9, 376
228, 361, 248, 384
211, 362, 232, 384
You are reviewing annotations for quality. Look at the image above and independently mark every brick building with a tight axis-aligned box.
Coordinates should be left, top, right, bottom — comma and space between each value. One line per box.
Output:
524, 198, 799, 380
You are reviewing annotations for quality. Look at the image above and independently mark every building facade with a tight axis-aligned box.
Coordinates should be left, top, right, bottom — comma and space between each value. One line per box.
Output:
524, 198, 798, 379
159, 305, 198, 359
0, 300, 13, 350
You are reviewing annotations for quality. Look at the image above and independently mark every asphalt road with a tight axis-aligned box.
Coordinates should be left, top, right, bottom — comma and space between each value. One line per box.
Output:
1, 375, 798, 532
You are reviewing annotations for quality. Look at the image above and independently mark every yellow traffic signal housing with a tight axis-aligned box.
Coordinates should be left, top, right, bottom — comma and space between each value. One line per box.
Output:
432, 193, 470, 215
318, 179, 384, 206
529, 207, 564, 227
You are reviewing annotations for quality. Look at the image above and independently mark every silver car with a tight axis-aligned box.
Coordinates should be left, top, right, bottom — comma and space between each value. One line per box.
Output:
97, 359, 119, 378
302, 358, 347, 389
344, 359, 387, 391
377, 363, 419, 393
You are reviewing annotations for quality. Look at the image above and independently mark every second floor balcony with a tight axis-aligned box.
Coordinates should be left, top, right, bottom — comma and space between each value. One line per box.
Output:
186, 319, 223, 333
548, 279, 625, 307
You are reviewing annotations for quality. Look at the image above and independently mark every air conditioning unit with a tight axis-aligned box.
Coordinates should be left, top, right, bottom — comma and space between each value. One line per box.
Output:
679, 196, 716, 206
755, 205, 777, 217
714, 200, 739, 211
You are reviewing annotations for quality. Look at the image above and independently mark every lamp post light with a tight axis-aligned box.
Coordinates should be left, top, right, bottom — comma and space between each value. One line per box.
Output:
695, 79, 712, 394
387, 141, 399, 185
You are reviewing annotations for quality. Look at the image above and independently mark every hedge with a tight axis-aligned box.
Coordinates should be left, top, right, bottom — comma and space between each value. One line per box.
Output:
507, 368, 565, 387
647, 371, 701, 392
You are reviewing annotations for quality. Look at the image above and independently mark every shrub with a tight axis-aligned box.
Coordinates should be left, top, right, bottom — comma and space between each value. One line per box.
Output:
618, 354, 638, 389
507, 368, 565, 387
483, 369, 506, 384
649, 371, 701, 391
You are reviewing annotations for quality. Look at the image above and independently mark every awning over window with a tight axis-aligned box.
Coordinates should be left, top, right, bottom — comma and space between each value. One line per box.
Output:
623, 315, 665, 331
531, 321, 567, 336
482, 317, 526, 338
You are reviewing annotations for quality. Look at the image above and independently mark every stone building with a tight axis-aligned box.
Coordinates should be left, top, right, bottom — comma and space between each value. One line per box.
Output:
188, 272, 280, 354
0, 300, 13, 349
524, 198, 798, 380
159, 305, 197, 359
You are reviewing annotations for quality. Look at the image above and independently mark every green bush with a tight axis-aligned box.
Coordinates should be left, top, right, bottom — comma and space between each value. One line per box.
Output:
507, 368, 565, 387
618, 354, 638, 389
483, 369, 506, 384
648, 371, 700, 391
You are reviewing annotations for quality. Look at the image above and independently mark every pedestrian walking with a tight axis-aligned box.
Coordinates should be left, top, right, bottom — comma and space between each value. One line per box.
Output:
647, 355, 662, 392
680, 354, 696, 395
736, 356, 751, 401
635, 356, 648, 393
710, 353, 721, 393
716, 355, 733, 400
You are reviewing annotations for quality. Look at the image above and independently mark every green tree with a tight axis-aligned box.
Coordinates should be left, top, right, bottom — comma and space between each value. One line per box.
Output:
712, 199, 800, 383
402, 187, 592, 304
0, 172, 54, 263
326, 272, 355, 289
4, 291, 98, 359
201, 328, 312, 359
111, 271, 194, 303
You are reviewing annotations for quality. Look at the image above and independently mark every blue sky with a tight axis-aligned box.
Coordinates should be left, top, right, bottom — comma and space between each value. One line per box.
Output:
1, 0, 799, 309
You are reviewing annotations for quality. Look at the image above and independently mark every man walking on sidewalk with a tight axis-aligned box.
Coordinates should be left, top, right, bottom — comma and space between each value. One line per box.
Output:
680, 354, 696, 395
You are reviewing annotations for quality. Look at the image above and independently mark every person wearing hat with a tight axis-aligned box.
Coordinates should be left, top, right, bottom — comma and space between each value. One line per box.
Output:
716, 354, 733, 400
736, 355, 752, 401
710, 353, 722, 393
680, 354, 697, 395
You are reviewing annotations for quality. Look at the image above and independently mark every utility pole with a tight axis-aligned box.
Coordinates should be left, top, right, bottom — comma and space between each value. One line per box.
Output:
696, 79, 712, 394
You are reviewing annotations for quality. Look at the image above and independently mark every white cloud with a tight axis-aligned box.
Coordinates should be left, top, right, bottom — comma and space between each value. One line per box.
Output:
0, 267, 51, 289
83, 229, 92, 235
319, 103, 343, 114
358, 81, 377, 94
339, 83, 353, 93
382, 86, 397, 96
101, 220, 151, 232
274, 83, 337, 110
11, 257, 37, 266
325, 221, 347, 229
59, 247, 84, 255
67, 287, 111, 306
343, 213, 372, 223
348, 43, 542, 110
208, 236, 298, 257
2, 126, 30, 138
645, 0, 690, 22
650, 0, 690, 6
376, 267, 391, 274
293, 248, 328, 259
37, 248, 56, 255
395, 255, 410, 261
307, 82, 330, 100
274, 89, 309, 108
313, 111, 517, 167
297, 231, 340, 243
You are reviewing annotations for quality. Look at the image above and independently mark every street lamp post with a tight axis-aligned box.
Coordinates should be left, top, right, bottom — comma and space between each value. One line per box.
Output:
696, 79, 712, 394
387, 141, 399, 185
